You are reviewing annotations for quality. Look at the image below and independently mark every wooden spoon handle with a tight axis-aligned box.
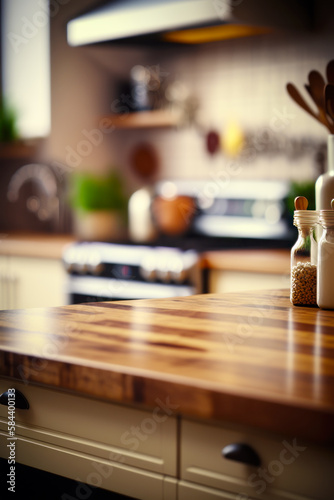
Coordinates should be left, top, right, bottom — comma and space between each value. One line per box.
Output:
294, 196, 308, 210
305, 84, 334, 131
287, 82, 334, 133
326, 60, 334, 85
304, 84, 325, 117
308, 70, 325, 99
286, 83, 318, 120
325, 84, 334, 120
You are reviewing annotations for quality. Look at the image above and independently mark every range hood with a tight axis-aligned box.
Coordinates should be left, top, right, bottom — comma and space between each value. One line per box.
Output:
67, 0, 314, 47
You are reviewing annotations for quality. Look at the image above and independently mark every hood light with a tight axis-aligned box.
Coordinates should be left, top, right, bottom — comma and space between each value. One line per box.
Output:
163, 24, 273, 44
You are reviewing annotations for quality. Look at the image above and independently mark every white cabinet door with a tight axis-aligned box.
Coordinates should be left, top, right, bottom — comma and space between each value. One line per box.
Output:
209, 270, 289, 294
181, 419, 333, 500
0, 256, 66, 309
178, 480, 242, 499
0, 255, 16, 309
0, 380, 178, 500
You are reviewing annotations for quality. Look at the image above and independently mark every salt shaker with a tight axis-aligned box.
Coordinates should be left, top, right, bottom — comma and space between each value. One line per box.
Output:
290, 196, 319, 306
317, 199, 334, 309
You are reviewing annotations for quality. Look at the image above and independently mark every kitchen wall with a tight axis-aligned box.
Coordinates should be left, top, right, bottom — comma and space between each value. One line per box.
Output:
2, 0, 331, 234
45, 0, 334, 200
114, 32, 331, 186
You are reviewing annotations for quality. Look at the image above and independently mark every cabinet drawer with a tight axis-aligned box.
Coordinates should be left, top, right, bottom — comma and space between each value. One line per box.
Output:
0, 379, 177, 476
181, 419, 333, 500
179, 480, 246, 499
0, 434, 177, 500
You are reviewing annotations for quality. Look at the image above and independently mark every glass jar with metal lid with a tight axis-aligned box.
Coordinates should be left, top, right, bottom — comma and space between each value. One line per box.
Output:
317, 199, 334, 309
290, 196, 319, 306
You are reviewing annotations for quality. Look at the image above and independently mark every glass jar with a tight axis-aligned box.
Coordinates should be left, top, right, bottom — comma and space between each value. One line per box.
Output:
315, 134, 334, 240
290, 210, 319, 306
317, 208, 334, 309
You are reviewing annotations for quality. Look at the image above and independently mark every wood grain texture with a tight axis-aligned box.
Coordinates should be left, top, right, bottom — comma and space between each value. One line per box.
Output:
0, 233, 75, 259
200, 249, 290, 274
101, 109, 182, 129
0, 288, 334, 444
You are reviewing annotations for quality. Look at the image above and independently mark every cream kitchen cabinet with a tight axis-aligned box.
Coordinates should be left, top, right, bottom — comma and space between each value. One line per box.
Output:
180, 419, 333, 500
209, 269, 290, 293
0, 255, 66, 310
178, 481, 248, 499
1, 380, 333, 500
202, 249, 290, 294
0, 380, 177, 500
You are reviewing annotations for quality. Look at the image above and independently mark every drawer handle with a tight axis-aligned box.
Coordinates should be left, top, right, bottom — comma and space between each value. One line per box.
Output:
0, 390, 30, 410
222, 443, 261, 467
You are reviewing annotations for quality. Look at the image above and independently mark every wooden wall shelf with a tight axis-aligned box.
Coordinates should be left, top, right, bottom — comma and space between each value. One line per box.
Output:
101, 109, 182, 130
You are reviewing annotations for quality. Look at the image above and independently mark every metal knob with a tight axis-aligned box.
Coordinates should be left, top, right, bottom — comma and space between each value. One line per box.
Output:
0, 389, 30, 410
140, 252, 157, 281
222, 443, 261, 467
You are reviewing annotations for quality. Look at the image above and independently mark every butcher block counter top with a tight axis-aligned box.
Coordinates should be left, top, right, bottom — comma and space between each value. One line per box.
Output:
0, 288, 333, 445
0, 232, 290, 273
0, 232, 74, 259
200, 248, 290, 274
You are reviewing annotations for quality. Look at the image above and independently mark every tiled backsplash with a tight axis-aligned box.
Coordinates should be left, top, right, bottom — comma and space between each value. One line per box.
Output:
4, 2, 333, 234
47, 1, 334, 191
120, 31, 332, 184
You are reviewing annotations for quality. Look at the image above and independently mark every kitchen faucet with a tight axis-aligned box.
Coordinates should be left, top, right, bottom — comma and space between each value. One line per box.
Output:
7, 163, 60, 230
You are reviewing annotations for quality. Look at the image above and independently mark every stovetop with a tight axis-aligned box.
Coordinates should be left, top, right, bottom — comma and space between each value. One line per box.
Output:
76, 233, 295, 253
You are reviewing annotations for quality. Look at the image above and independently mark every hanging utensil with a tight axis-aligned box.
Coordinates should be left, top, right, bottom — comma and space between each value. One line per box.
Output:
308, 70, 326, 97
325, 83, 334, 122
307, 70, 326, 113
326, 60, 334, 85
206, 130, 220, 155
305, 70, 333, 131
287, 82, 334, 133
130, 142, 159, 180
287, 82, 321, 122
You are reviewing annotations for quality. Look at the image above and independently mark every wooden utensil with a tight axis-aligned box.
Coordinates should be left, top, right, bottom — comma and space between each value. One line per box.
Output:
308, 70, 326, 98
286, 61, 334, 133
294, 196, 308, 210
305, 84, 334, 132
326, 60, 334, 85
287, 83, 321, 122
206, 130, 220, 155
287, 82, 334, 133
324, 83, 334, 122
307, 71, 326, 113
130, 142, 159, 180
305, 70, 334, 132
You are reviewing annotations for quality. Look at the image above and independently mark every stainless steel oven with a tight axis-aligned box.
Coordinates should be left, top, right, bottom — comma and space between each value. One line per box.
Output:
63, 242, 201, 304
63, 179, 294, 305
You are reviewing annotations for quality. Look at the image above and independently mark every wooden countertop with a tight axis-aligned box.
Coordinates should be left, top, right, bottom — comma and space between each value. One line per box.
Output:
0, 233, 290, 274
201, 249, 290, 274
0, 289, 333, 445
0, 233, 75, 259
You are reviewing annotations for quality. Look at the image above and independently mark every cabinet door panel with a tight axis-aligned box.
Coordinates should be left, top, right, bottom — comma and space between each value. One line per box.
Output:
12, 256, 66, 308
209, 270, 288, 294
0, 255, 15, 310
0, 380, 177, 476
179, 480, 243, 499
0, 433, 169, 500
181, 419, 333, 500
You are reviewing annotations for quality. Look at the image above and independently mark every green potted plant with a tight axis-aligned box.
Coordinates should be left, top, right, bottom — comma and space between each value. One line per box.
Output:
0, 98, 19, 143
70, 170, 128, 241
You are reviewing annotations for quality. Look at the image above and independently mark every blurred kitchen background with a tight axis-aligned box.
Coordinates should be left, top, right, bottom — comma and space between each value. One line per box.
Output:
0, 0, 333, 309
